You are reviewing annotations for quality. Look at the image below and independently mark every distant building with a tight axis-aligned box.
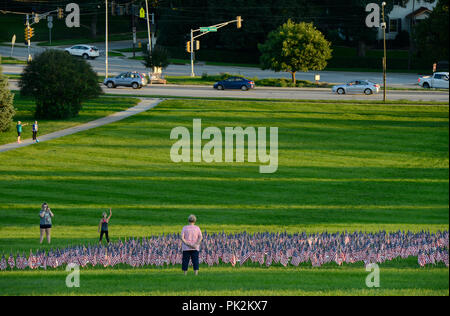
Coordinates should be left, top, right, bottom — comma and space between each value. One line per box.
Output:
378, 0, 437, 40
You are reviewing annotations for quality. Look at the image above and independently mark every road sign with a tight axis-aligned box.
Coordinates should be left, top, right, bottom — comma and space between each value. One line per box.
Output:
47, 16, 53, 22
48, 21, 53, 29
200, 27, 217, 32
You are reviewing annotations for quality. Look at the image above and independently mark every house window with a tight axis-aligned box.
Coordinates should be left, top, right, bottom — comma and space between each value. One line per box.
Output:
389, 19, 398, 33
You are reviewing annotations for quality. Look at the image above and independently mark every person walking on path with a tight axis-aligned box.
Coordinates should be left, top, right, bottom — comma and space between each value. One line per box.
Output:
39, 203, 54, 244
16, 121, 28, 144
98, 208, 112, 244
181, 215, 203, 276
32, 121, 39, 143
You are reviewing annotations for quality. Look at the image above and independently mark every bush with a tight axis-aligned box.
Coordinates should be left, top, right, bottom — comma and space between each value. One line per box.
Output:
19, 50, 102, 119
394, 31, 410, 48
0, 59, 15, 132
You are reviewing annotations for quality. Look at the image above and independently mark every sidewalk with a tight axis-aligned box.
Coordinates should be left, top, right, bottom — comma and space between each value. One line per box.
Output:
0, 98, 162, 153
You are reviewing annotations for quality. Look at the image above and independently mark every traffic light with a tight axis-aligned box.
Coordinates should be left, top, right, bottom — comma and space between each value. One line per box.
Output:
25, 26, 34, 41
57, 8, 64, 19
195, 40, 200, 51
24, 26, 34, 42
236, 16, 242, 29
24, 27, 29, 42
186, 41, 191, 53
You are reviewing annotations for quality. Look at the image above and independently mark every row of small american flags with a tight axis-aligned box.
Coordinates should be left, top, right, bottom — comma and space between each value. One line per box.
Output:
0, 230, 448, 271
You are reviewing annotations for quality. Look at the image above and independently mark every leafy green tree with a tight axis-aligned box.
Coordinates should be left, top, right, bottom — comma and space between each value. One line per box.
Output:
0, 59, 15, 132
413, 0, 449, 63
142, 45, 170, 71
258, 20, 332, 84
19, 50, 102, 119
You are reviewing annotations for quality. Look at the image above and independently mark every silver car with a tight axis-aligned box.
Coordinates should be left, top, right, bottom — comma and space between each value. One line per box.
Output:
332, 80, 380, 95
103, 72, 148, 89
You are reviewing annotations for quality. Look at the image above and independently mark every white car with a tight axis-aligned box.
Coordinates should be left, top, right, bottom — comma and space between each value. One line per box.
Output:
418, 72, 449, 89
65, 45, 100, 59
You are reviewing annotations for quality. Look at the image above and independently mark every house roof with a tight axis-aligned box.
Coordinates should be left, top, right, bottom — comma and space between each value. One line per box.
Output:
406, 7, 432, 18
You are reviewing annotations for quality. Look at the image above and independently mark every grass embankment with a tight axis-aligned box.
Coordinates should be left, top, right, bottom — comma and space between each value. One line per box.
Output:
0, 264, 448, 296
0, 99, 448, 295
0, 94, 140, 146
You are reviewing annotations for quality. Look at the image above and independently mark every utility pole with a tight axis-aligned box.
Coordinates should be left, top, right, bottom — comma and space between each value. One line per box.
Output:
105, 0, 109, 78
145, 0, 152, 54
381, 2, 387, 102
131, 5, 136, 58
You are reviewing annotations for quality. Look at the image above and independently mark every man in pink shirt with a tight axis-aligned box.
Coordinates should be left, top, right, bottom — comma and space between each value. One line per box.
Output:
181, 214, 203, 275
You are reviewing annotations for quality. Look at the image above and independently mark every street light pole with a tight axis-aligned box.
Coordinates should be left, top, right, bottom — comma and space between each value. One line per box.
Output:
105, 0, 109, 78
381, 2, 387, 102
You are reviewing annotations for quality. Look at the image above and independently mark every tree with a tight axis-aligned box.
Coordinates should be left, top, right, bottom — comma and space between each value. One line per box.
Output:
258, 20, 332, 84
142, 45, 170, 71
0, 59, 15, 132
413, 0, 449, 63
19, 50, 102, 119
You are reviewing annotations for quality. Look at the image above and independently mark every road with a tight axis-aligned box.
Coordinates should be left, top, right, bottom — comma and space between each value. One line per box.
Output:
0, 43, 437, 88
7, 80, 447, 102
103, 85, 449, 102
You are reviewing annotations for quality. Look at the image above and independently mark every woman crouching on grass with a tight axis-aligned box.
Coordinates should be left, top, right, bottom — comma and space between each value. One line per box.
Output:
98, 208, 112, 244
39, 203, 54, 244
181, 214, 203, 276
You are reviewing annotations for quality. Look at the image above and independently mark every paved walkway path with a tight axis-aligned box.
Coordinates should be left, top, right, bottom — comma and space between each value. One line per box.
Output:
0, 98, 162, 153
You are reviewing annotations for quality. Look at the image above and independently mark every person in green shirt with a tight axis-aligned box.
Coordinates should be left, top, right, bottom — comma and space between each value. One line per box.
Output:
16, 121, 28, 144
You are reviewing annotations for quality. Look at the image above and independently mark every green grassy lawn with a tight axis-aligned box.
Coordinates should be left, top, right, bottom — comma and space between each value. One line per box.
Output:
0, 94, 139, 146
0, 264, 448, 296
107, 51, 126, 57
0, 56, 27, 65
0, 99, 448, 295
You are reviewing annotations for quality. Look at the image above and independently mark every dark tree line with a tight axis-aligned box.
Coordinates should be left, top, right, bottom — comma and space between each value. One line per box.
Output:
156, 0, 396, 53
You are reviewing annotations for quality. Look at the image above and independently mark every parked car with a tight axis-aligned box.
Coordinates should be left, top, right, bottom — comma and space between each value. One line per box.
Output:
103, 72, 148, 89
332, 80, 380, 95
65, 45, 100, 59
418, 72, 449, 89
213, 77, 255, 91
